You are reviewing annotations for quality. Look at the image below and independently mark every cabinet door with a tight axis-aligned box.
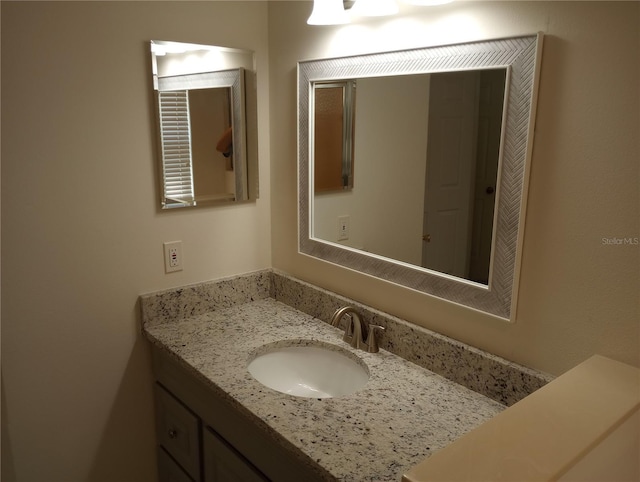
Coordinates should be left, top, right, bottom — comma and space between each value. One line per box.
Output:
155, 383, 201, 481
203, 427, 268, 482
158, 448, 195, 482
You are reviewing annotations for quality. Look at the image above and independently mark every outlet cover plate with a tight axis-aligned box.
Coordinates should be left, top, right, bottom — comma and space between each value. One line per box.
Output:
163, 241, 183, 273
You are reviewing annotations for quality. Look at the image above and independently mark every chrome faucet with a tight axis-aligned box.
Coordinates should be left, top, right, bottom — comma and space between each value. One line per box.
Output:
330, 306, 363, 348
330, 306, 385, 353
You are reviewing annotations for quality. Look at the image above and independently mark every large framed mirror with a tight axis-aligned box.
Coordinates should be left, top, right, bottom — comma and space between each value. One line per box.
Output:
151, 40, 258, 209
298, 34, 544, 321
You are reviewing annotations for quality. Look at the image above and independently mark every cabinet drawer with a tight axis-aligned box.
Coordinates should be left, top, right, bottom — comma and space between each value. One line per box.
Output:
158, 447, 195, 482
155, 383, 201, 481
203, 427, 268, 482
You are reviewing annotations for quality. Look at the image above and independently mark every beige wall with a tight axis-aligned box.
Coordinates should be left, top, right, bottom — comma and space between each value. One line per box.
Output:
355, 75, 429, 265
268, 1, 639, 375
1, 2, 270, 481
313, 74, 430, 263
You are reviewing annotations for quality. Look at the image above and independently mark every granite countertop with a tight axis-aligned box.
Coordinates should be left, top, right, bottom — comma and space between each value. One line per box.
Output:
144, 297, 505, 481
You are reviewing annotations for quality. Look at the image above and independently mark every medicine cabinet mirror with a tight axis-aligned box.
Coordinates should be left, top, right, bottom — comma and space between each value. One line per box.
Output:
151, 40, 258, 209
298, 34, 544, 320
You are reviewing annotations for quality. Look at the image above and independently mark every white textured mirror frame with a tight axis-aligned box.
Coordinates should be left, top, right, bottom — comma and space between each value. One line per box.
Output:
298, 34, 544, 321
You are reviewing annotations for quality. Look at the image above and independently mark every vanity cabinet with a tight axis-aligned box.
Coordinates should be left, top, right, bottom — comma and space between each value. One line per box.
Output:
151, 346, 325, 482
158, 447, 195, 482
202, 427, 267, 482
155, 384, 201, 481
155, 382, 267, 482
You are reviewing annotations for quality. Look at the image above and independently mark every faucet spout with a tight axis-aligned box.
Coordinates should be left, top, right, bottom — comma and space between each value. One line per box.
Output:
330, 306, 365, 349
330, 306, 356, 327
330, 306, 385, 353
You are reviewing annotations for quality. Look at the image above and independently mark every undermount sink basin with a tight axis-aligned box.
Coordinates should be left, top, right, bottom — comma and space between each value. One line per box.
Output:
247, 341, 369, 399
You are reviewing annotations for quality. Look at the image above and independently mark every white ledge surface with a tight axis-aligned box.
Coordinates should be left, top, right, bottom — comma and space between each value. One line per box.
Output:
402, 354, 640, 482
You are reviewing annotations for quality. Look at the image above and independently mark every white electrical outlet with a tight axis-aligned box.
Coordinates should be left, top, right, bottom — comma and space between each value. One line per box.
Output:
337, 215, 350, 241
163, 241, 183, 273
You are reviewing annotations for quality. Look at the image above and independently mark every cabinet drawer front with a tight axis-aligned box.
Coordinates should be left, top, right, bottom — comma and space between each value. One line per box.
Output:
203, 427, 268, 482
158, 447, 195, 482
155, 383, 201, 481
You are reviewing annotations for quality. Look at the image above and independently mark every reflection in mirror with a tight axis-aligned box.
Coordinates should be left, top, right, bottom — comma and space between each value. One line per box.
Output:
313, 80, 356, 192
190, 88, 234, 200
299, 35, 544, 320
151, 40, 258, 209
313, 69, 507, 285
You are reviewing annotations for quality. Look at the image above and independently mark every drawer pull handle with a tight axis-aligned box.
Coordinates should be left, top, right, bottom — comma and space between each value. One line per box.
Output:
168, 429, 178, 439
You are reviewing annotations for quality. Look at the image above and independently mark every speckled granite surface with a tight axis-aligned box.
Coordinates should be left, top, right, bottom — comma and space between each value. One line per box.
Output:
144, 298, 505, 482
140, 269, 553, 480
271, 271, 553, 406
140, 270, 272, 326
141, 270, 553, 405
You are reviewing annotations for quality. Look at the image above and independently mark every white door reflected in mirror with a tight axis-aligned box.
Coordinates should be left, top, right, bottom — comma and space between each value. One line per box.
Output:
312, 69, 507, 285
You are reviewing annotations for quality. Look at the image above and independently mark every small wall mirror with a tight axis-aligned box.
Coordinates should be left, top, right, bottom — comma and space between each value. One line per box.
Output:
150, 40, 258, 209
298, 35, 544, 320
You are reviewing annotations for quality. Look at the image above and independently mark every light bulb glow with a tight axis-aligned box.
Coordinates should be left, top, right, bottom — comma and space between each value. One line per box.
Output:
351, 0, 399, 17
307, 0, 350, 25
405, 0, 453, 6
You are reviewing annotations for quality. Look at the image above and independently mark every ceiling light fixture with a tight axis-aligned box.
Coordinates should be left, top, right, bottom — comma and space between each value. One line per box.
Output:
350, 0, 399, 17
307, 0, 350, 25
405, 0, 453, 5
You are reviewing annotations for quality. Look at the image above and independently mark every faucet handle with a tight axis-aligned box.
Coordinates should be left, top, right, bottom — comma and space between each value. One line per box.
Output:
366, 324, 385, 353
342, 313, 355, 344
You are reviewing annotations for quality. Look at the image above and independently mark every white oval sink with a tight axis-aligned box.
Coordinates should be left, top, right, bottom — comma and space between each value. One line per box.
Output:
247, 341, 369, 399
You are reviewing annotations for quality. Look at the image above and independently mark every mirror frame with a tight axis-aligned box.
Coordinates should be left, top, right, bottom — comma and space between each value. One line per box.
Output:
297, 34, 544, 321
157, 69, 249, 207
